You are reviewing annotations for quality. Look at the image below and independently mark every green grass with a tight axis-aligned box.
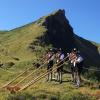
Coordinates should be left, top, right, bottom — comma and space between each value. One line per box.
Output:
0, 72, 99, 100
0, 23, 46, 63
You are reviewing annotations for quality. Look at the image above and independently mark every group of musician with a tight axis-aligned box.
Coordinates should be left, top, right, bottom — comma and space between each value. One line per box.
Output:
45, 48, 84, 87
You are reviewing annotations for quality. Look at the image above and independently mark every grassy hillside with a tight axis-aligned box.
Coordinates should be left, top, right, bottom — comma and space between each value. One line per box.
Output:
0, 9, 100, 100
0, 23, 46, 61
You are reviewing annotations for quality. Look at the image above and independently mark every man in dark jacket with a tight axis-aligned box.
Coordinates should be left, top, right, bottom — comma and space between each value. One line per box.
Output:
46, 49, 55, 81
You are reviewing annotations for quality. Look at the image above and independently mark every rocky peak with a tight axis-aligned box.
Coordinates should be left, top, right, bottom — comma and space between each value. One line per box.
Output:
38, 9, 75, 51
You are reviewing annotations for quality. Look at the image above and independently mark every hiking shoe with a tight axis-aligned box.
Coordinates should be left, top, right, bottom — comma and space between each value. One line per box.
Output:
59, 81, 62, 84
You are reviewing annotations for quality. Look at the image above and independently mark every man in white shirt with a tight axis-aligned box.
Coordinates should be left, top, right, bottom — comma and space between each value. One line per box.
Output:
68, 48, 84, 87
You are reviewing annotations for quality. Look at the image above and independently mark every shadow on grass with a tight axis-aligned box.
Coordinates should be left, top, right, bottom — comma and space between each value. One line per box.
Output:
7, 90, 59, 100
7, 89, 96, 100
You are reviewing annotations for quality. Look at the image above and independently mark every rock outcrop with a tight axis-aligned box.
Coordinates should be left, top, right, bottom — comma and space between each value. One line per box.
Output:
35, 9, 100, 66
37, 9, 75, 51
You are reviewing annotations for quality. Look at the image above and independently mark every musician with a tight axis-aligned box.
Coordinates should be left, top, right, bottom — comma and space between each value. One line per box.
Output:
68, 48, 84, 87
56, 48, 65, 84
46, 49, 55, 81
68, 48, 78, 83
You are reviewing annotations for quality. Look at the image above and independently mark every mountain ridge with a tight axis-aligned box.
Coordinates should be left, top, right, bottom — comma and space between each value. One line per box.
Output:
0, 9, 100, 67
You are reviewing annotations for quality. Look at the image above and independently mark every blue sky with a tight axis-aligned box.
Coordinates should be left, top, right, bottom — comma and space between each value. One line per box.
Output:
0, 0, 100, 43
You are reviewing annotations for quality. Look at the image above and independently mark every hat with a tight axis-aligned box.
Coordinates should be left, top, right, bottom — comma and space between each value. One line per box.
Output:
58, 48, 62, 51
50, 48, 52, 51
72, 48, 77, 52
74, 48, 77, 50
67, 53, 69, 56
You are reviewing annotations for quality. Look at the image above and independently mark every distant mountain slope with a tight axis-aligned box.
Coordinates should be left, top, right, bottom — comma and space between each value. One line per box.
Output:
0, 9, 100, 67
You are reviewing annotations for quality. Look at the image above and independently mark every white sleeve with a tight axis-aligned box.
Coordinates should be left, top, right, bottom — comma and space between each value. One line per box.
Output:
60, 54, 64, 60
77, 56, 83, 63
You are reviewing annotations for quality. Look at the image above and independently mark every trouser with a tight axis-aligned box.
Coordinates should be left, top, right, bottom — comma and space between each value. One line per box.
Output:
71, 61, 83, 87
75, 61, 83, 87
71, 64, 77, 83
57, 70, 62, 83
57, 61, 63, 83
47, 68, 52, 81
47, 60, 53, 81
